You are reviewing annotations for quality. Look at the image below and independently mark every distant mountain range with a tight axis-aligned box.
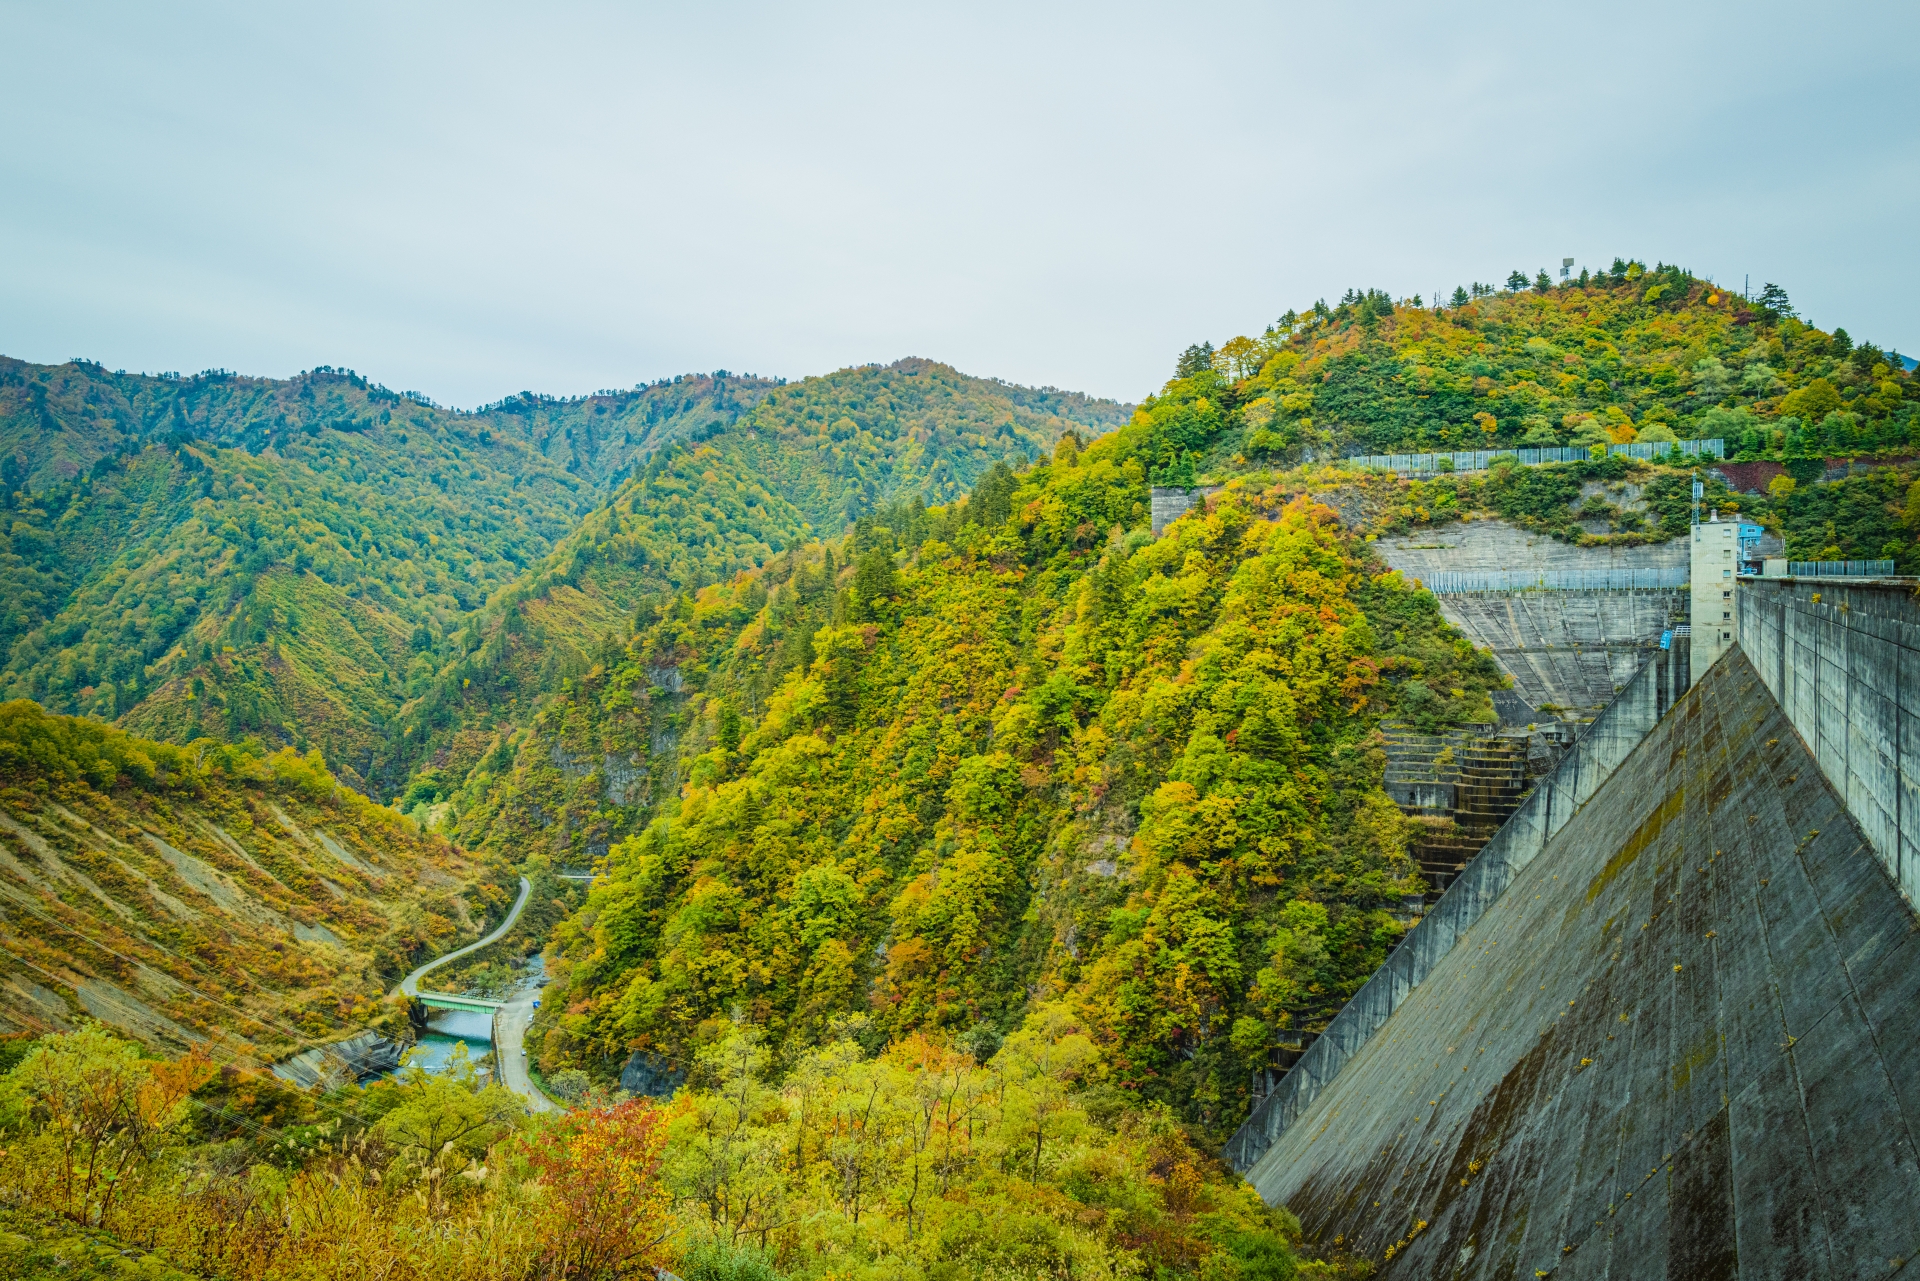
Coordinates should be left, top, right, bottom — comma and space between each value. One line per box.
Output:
0, 355, 1130, 797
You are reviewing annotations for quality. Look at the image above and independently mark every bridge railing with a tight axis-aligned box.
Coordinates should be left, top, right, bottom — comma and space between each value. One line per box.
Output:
1340, 438, 1724, 474
416, 992, 504, 1012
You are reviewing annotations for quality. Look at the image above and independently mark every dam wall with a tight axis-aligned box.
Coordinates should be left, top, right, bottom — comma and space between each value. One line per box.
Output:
1373, 522, 1686, 720
1739, 576, 1920, 911
1222, 641, 1693, 1175
1433, 590, 1683, 718
1241, 650, 1920, 1278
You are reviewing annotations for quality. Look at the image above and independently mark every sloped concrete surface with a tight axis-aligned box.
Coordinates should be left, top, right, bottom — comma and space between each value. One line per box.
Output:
1375, 522, 1686, 579
1435, 591, 1681, 716
1373, 522, 1684, 718
1245, 649, 1920, 1278
1226, 644, 1690, 1175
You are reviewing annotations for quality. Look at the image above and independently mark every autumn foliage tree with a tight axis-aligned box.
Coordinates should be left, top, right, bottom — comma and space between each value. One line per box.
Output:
526, 1100, 676, 1280
3, 1023, 212, 1227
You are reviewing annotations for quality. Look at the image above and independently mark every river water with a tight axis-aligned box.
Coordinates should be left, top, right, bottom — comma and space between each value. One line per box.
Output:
399, 1009, 494, 1076
384, 957, 546, 1081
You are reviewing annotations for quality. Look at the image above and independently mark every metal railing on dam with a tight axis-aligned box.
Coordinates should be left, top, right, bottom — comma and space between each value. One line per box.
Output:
1778, 559, 1895, 578
1417, 566, 1690, 593
1222, 640, 1693, 1175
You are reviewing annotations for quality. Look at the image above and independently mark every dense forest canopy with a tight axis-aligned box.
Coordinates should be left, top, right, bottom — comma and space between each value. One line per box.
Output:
1175, 265, 1916, 472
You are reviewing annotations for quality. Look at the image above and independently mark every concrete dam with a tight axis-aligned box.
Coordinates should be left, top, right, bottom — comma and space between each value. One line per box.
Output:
1374, 522, 1690, 722
1227, 575, 1920, 1278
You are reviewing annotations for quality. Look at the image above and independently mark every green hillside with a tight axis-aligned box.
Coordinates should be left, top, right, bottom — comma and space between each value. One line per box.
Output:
0, 356, 1128, 509
518, 382, 1500, 1144
1181, 265, 1915, 470
378, 442, 812, 808
0, 358, 768, 495
720, 356, 1133, 525
0, 435, 560, 792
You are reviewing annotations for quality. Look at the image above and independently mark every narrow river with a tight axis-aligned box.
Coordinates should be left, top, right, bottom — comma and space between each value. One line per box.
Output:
382, 876, 543, 1093
398, 1008, 494, 1077
386, 954, 547, 1081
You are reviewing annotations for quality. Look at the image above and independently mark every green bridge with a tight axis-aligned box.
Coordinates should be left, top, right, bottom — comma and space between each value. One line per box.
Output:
416, 992, 503, 1015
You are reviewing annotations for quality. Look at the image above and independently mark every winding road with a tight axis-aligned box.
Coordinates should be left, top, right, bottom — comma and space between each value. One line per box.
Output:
396, 875, 533, 996
393, 876, 554, 1111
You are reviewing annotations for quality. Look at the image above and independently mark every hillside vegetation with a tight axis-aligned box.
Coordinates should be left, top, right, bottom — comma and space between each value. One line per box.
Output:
0, 700, 510, 1058
0, 357, 1126, 796
516, 370, 1500, 1149
1174, 265, 1914, 472
0, 1009, 1366, 1281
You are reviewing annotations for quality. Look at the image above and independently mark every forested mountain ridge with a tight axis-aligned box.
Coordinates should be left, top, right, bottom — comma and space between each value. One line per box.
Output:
0, 356, 1128, 796
0, 432, 570, 793
721, 357, 1134, 525
0, 355, 1128, 508
377, 443, 812, 814
1192, 265, 1917, 471
0, 357, 768, 495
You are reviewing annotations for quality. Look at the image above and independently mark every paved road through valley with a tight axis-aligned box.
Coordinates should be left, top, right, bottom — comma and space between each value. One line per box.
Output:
396, 875, 533, 996
496, 976, 554, 1112
391, 875, 554, 1110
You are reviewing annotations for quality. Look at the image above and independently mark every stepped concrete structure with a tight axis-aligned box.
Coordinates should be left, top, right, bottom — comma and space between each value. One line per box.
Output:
1228, 576, 1920, 1277
1380, 728, 1545, 906
1374, 522, 1686, 721
1431, 592, 1681, 718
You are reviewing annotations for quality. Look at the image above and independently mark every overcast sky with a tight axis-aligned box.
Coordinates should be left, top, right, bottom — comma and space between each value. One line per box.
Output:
3, 2, 1915, 407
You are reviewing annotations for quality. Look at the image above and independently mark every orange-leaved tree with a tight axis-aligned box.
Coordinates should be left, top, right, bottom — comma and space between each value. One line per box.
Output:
527, 1099, 677, 1280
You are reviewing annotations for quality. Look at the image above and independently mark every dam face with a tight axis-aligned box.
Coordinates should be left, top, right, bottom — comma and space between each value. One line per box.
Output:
1243, 650, 1920, 1278
1372, 522, 1686, 722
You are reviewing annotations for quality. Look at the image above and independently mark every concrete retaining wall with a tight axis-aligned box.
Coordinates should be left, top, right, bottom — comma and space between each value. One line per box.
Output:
1434, 590, 1681, 717
1148, 485, 1221, 536
1739, 577, 1920, 910
1222, 640, 1692, 1174
1240, 651, 1920, 1277
1374, 521, 1688, 580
